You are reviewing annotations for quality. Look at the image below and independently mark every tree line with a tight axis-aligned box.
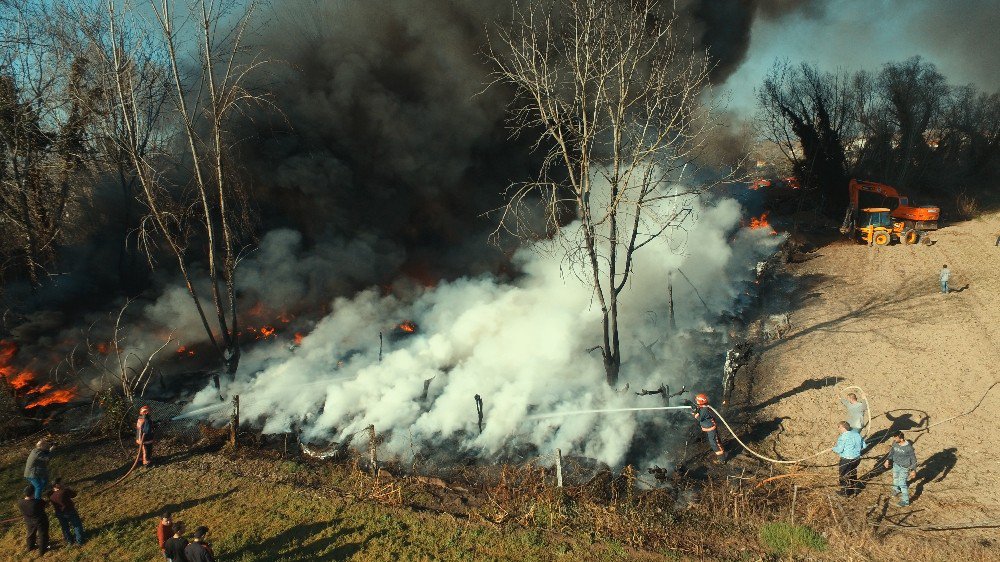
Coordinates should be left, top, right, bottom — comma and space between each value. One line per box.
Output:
757, 57, 1000, 216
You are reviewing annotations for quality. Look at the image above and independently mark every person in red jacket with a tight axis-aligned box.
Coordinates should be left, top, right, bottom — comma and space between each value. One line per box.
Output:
136, 405, 156, 467
49, 480, 85, 545
157, 512, 174, 559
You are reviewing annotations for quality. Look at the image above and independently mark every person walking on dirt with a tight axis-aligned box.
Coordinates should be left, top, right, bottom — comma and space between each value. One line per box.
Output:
18, 485, 49, 555
839, 393, 868, 432
883, 431, 918, 507
184, 526, 216, 562
24, 438, 55, 499
163, 521, 188, 562
940, 265, 951, 294
49, 480, 85, 546
833, 421, 865, 496
136, 405, 156, 467
691, 394, 725, 461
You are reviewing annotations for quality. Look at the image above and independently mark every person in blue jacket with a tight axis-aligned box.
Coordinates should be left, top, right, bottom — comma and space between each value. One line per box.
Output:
832, 421, 866, 496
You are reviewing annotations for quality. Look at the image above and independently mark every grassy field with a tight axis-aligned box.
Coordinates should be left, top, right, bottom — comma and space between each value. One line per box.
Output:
1, 433, 685, 561
2, 412, 997, 562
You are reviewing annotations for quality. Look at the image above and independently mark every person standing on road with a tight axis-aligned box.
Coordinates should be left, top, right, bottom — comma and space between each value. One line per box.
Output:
940, 264, 951, 294
18, 485, 49, 555
883, 431, 918, 507
49, 480, 85, 546
839, 392, 868, 433
832, 421, 865, 496
24, 438, 54, 499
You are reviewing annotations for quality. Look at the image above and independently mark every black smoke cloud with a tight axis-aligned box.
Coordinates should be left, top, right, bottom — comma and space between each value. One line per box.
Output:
237, 0, 817, 284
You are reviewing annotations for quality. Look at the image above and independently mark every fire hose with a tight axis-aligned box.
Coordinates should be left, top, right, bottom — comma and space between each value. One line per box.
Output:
94, 438, 145, 495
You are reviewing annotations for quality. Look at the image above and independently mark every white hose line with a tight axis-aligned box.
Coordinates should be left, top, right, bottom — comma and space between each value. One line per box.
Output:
529, 406, 692, 420
706, 405, 832, 465
531, 405, 833, 465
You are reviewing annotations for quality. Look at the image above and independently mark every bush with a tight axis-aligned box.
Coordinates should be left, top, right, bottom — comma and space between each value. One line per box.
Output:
956, 191, 980, 219
758, 522, 827, 556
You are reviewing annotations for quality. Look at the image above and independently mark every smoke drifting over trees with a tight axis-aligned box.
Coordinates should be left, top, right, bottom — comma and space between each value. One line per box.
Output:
1, 0, 996, 466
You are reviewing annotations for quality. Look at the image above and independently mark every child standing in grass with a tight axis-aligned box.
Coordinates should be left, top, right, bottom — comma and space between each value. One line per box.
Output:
158, 512, 174, 559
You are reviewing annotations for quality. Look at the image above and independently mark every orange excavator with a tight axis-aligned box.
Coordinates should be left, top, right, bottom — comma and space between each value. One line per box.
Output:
840, 179, 939, 245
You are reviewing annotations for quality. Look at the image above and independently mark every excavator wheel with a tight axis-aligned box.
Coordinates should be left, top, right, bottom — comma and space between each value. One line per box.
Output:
902, 229, 919, 245
873, 232, 891, 246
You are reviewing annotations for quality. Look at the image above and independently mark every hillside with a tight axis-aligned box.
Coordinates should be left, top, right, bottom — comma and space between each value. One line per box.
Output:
742, 212, 1000, 531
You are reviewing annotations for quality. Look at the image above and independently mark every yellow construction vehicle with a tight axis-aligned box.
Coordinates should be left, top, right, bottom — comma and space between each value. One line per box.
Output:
855, 207, 918, 246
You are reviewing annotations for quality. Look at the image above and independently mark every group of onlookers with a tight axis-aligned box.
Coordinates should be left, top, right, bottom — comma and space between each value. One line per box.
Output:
834, 393, 919, 506
18, 438, 81, 555
16, 437, 215, 560
158, 512, 216, 562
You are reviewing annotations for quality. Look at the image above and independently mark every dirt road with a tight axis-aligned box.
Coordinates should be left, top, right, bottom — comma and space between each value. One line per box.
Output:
745, 214, 1000, 528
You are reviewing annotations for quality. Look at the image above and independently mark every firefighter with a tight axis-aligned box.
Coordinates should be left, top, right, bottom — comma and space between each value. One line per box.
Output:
136, 405, 156, 467
691, 393, 725, 461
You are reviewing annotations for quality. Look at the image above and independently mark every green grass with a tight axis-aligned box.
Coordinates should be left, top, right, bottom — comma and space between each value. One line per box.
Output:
0, 436, 675, 561
757, 521, 827, 557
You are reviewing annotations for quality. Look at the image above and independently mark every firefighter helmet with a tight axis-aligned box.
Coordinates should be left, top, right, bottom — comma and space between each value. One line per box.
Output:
695, 393, 709, 406
139, 405, 150, 415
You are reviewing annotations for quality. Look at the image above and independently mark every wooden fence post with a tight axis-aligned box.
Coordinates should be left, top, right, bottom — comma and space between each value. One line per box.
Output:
555, 448, 563, 488
229, 395, 240, 447
368, 424, 378, 477
474, 394, 484, 434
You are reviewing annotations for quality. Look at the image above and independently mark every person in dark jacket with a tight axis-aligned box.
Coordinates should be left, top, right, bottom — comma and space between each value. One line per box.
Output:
18, 485, 49, 555
163, 521, 189, 562
136, 405, 156, 467
24, 438, 55, 499
49, 480, 85, 546
184, 526, 216, 562
883, 431, 918, 507
691, 393, 725, 461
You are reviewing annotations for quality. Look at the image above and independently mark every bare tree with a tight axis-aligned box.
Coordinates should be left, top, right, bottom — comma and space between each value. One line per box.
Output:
101, 0, 270, 386
757, 61, 855, 214
0, 3, 98, 285
489, 0, 721, 387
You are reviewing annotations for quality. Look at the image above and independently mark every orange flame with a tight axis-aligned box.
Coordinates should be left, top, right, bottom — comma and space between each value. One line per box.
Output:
398, 321, 417, 333
748, 212, 777, 234
25, 387, 77, 409
293, 332, 304, 346
96, 342, 110, 355
279, 312, 292, 324
9, 371, 35, 390
260, 325, 276, 339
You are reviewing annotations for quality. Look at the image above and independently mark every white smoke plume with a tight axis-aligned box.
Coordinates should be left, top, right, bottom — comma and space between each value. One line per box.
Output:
183, 190, 781, 468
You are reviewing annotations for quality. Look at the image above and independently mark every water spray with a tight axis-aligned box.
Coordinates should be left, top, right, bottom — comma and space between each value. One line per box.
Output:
529, 406, 692, 420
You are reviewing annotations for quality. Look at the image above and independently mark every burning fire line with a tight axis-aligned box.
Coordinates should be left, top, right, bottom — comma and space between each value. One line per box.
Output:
1, 340, 78, 409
